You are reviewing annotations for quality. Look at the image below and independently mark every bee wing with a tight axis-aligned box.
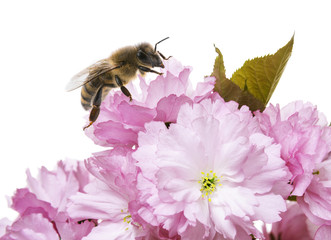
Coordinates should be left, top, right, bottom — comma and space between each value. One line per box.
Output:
65, 59, 119, 92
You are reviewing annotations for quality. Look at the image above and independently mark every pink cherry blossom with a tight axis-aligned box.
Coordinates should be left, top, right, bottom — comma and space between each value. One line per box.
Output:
297, 156, 331, 226
255, 101, 330, 196
26, 160, 91, 212
134, 98, 292, 239
2, 160, 95, 240
68, 146, 183, 239
263, 202, 316, 240
0, 213, 59, 240
85, 57, 215, 147
69, 179, 147, 240
68, 147, 149, 239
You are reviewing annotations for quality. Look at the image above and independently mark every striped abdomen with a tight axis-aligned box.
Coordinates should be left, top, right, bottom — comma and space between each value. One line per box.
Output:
81, 71, 119, 110
80, 78, 103, 110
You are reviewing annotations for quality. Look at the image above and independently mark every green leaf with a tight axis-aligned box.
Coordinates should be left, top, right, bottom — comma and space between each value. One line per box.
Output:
212, 46, 265, 112
212, 45, 227, 84
230, 35, 294, 105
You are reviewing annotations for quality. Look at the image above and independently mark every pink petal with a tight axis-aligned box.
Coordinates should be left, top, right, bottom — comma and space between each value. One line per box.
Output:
155, 94, 192, 123
314, 225, 331, 240
82, 220, 142, 240
94, 121, 138, 146
68, 180, 128, 221
118, 101, 155, 127
11, 188, 57, 220
3, 214, 58, 240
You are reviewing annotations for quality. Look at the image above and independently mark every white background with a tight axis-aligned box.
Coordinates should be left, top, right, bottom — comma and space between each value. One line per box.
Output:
0, 0, 330, 220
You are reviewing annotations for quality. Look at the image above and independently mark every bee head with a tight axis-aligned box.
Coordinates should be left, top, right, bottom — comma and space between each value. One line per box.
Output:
136, 38, 169, 68
136, 43, 163, 68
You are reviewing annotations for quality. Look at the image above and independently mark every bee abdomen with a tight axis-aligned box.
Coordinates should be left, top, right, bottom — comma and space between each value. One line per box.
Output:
81, 79, 102, 110
81, 96, 91, 110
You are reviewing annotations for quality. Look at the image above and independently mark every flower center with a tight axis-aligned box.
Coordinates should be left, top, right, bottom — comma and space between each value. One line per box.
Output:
121, 210, 141, 231
123, 214, 132, 224
199, 170, 221, 202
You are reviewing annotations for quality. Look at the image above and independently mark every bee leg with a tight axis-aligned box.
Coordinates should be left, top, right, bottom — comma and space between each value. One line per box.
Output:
138, 66, 163, 75
114, 75, 132, 101
157, 51, 172, 60
83, 85, 103, 130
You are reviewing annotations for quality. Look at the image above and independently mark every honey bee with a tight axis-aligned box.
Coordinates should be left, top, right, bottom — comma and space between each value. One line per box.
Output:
66, 37, 170, 130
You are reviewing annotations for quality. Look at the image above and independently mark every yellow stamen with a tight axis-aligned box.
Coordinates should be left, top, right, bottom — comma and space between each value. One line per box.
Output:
199, 170, 221, 201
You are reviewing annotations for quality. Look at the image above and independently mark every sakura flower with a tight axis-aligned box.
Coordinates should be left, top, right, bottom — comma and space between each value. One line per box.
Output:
2, 160, 95, 240
0, 213, 59, 240
69, 179, 146, 240
134, 98, 292, 239
68, 147, 148, 239
263, 202, 316, 240
26, 160, 91, 212
68, 146, 184, 239
85, 57, 215, 147
255, 101, 330, 196
297, 156, 331, 226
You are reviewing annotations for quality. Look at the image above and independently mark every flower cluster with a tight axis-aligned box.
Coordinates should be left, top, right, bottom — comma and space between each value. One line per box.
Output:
1, 58, 330, 239
255, 101, 331, 239
0, 160, 95, 240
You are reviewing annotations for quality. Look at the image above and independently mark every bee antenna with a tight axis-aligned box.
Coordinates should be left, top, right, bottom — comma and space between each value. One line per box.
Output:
154, 37, 169, 52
